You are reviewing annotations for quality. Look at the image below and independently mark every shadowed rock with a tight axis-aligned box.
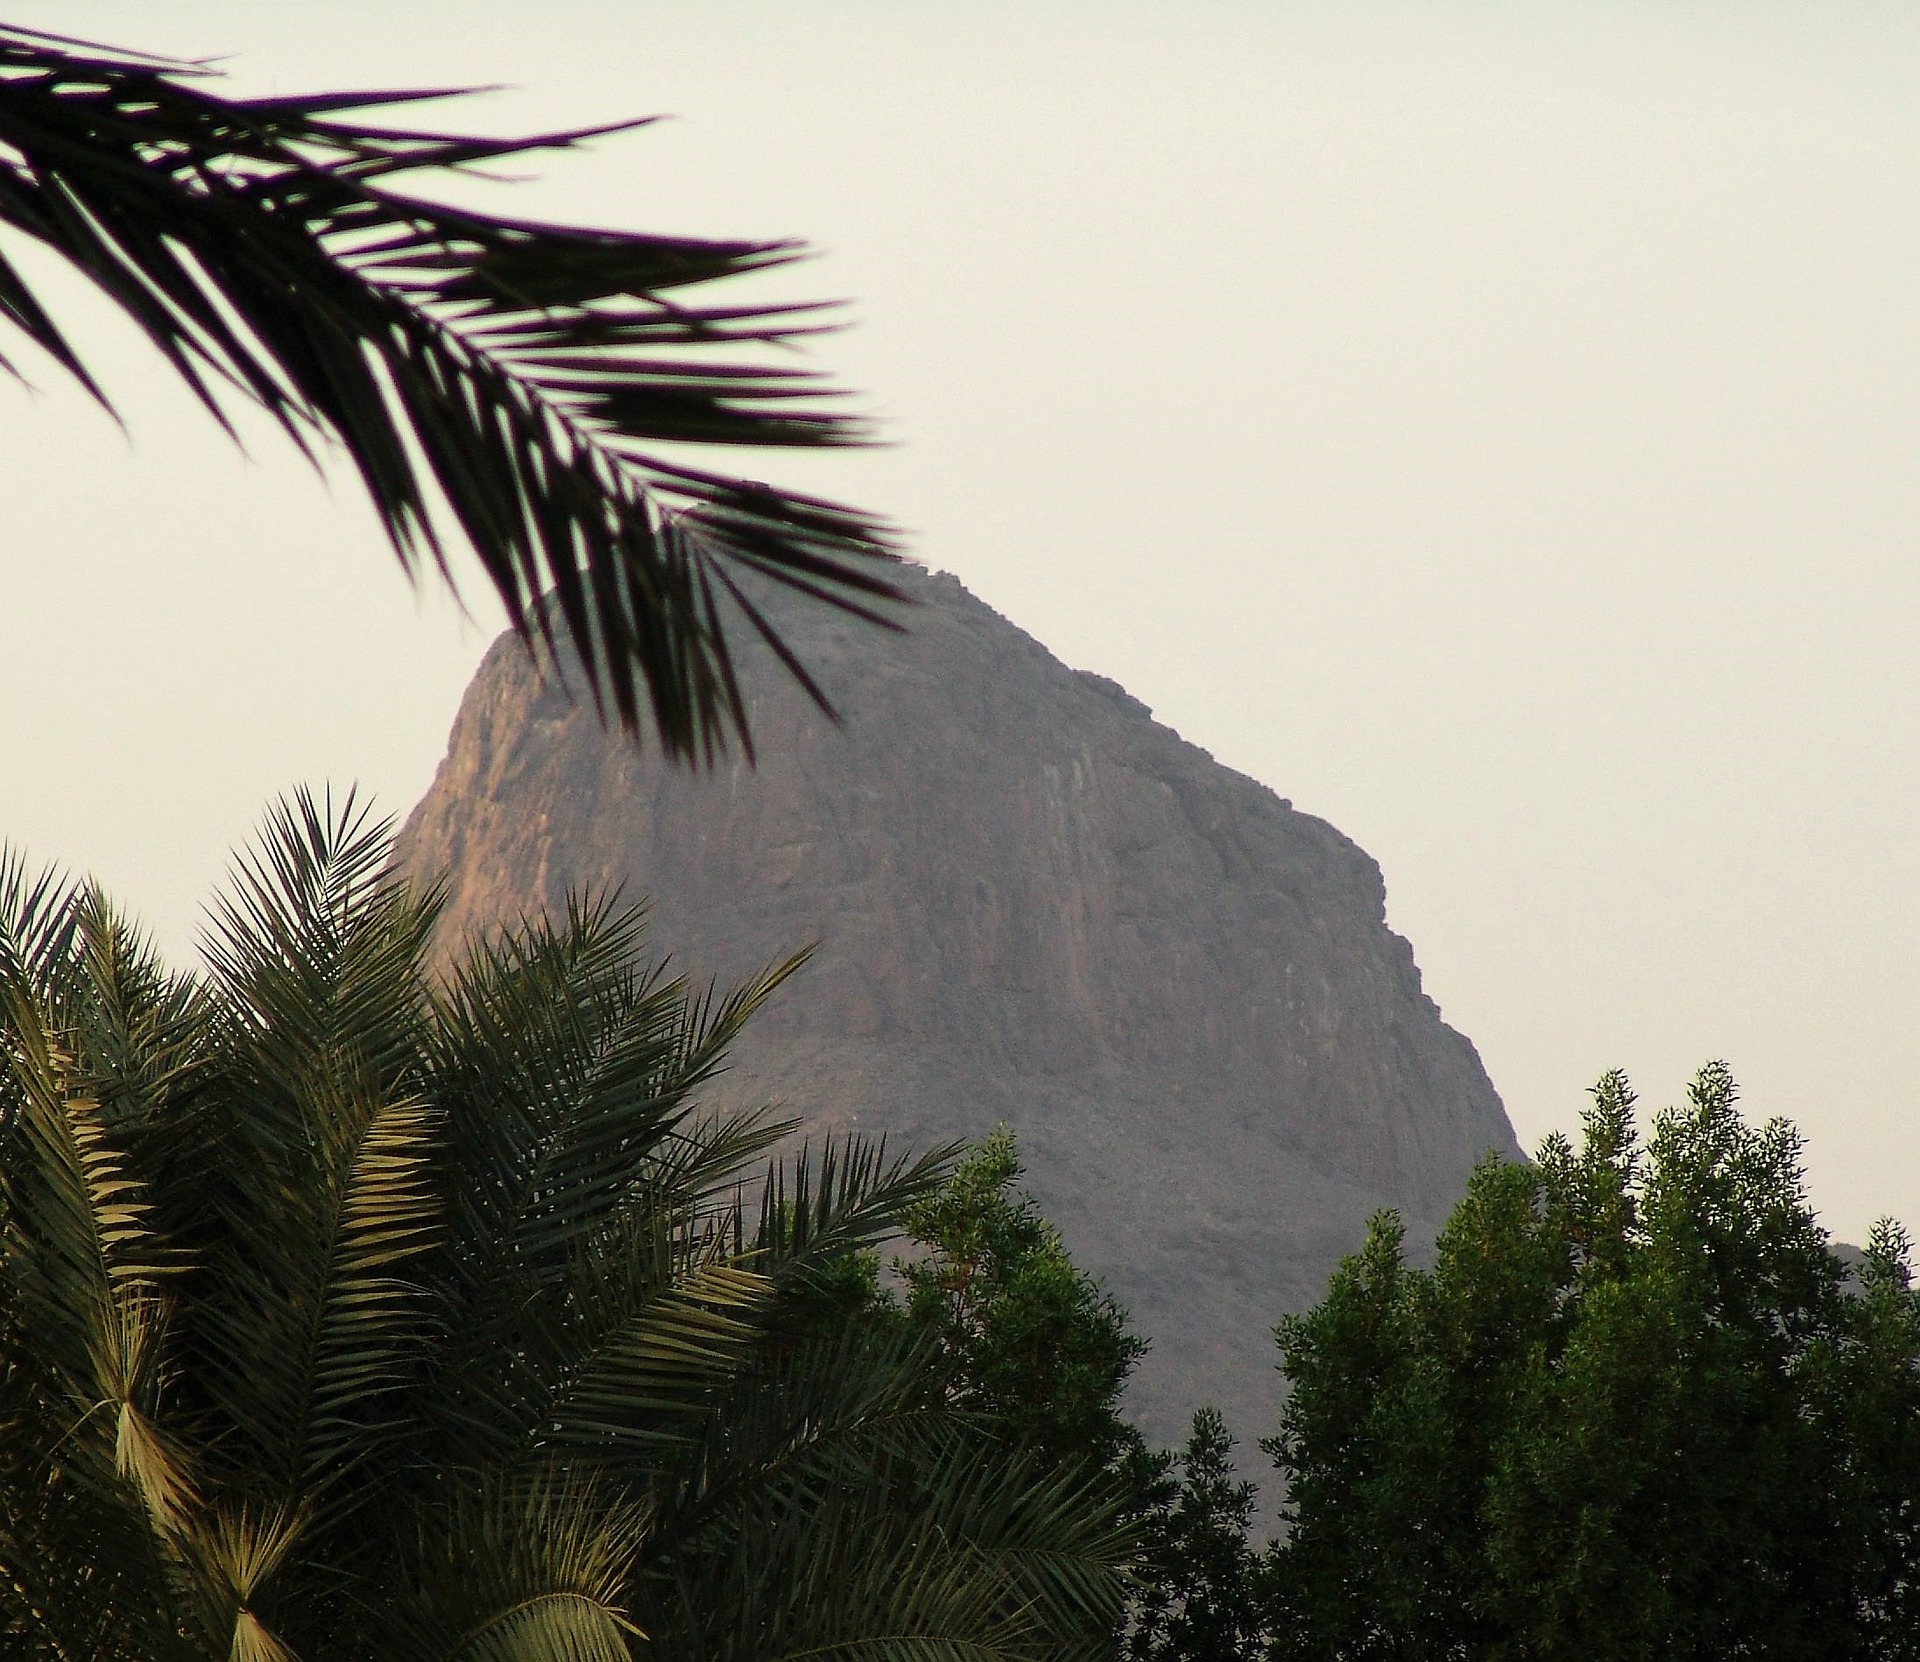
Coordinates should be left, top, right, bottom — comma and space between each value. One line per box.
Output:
396, 564, 1519, 1449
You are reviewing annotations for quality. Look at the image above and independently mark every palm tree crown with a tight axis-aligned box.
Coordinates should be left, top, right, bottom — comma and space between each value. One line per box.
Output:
0, 793, 1132, 1660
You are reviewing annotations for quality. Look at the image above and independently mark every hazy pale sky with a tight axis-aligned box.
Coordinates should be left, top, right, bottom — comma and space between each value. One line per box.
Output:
3, 2, 1917, 1242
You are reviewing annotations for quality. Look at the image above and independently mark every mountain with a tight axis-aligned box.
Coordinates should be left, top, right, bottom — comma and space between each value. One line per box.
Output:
396, 563, 1520, 1449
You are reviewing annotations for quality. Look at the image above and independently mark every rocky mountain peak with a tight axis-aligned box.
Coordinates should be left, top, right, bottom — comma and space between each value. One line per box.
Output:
396, 563, 1519, 1447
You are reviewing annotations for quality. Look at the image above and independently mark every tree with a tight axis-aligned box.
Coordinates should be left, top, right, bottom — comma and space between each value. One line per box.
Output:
1125, 1408, 1265, 1662
1264, 1064, 1920, 1662
0, 24, 901, 761
894, 1125, 1148, 1471
0, 795, 1133, 1660
888, 1128, 1272, 1661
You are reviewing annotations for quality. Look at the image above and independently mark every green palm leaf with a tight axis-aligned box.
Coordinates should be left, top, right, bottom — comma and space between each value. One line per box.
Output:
659, 1326, 971, 1561
175, 1502, 306, 1662
0, 971, 194, 1553
430, 896, 700, 1267
191, 800, 443, 1506
648, 1401, 1129, 1662
0, 848, 83, 994
400, 1472, 648, 1662
0, 876, 207, 1660
200, 790, 438, 1129
754, 1136, 957, 1280
541, 1254, 769, 1457
295, 1091, 442, 1484
423, 910, 813, 1473
0, 25, 903, 760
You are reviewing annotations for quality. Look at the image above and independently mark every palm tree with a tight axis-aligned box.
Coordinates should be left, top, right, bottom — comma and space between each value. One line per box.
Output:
0, 23, 902, 762
0, 794, 1132, 1661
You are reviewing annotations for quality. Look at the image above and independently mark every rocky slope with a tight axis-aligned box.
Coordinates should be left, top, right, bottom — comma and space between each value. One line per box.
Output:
396, 564, 1519, 1449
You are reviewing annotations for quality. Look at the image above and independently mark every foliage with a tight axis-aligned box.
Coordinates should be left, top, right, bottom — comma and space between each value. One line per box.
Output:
889, 1128, 1277, 1660
0, 24, 901, 759
895, 1124, 1149, 1472
1125, 1408, 1265, 1662
1264, 1063, 1920, 1662
0, 794, 1134, 1661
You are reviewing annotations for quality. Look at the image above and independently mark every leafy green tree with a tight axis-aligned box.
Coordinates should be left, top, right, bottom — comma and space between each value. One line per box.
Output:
890, 1128, 1272, 1660
895, 1125, 1148, 1470
1126, 1408, 1265, 1662
0, 795, 1132, 1661
1264, 1064, 1920, 1662
0, 25, 900, 759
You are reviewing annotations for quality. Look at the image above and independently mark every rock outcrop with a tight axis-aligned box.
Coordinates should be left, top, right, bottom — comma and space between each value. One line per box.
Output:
396, 564, 1519, 1448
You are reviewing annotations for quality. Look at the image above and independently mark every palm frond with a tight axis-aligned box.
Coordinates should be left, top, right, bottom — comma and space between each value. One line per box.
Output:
540, 1255, 770, 1459
669, 948, 815, 1104
228, 1611, 302, 1662
426, 903, 796, 1415
63, 888, 209, 1140
295, 1092, 442, 1485
754, 1135, 956, 1281
430, 895, 682, 1261
697, 1500, 1034, 1662
459, 1595, 637, 1662
900, 1449, 1140, 1658
421, 913, 843, 1478
175, 1501, 306, 1662
644, 1420, 1131, 1662
664, 1326, 970, 1551
0, 28, 905, 760
0, 881, 206, 1657
610, 950, 821, 1212
396, 1471, 648, 1662
200, 789, 438, 1161
0, 875, 212, 1263
202, 790, 435, 1045
192, 796, 444, 1499
100, 1294, 196, 1535
0, 847, 83, 993
0, 969, 192, 1554
0, 974, 176, 1354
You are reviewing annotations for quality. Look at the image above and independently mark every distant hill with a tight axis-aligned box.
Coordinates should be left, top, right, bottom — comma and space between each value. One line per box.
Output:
396, 563, 1520, 1449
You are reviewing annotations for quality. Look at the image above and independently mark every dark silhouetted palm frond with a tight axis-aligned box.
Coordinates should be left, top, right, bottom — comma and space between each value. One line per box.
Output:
0, 24, 905, 760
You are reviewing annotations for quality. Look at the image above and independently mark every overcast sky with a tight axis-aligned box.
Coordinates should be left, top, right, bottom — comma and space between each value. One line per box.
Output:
3, 1, 1917, 1243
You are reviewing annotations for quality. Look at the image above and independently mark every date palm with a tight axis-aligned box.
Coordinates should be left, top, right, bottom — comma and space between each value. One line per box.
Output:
0, 794, 1132, 1660
0, 23, 902, 761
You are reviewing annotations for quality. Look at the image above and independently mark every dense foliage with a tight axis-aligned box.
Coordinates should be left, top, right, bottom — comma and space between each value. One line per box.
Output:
884, 1129, 1270, 1662
893, 1126, 1149, 1470
1125, 1408, 1264, 1662
1265, 1064, 1920, 1661
0, 795, 1132, 1661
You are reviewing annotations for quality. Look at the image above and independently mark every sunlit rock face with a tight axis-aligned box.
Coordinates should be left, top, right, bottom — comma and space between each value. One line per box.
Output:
397, 563, 1519, 1449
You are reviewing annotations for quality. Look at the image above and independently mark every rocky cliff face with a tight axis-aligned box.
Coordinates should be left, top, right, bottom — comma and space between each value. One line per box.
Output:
396, 564, 1519, 1448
